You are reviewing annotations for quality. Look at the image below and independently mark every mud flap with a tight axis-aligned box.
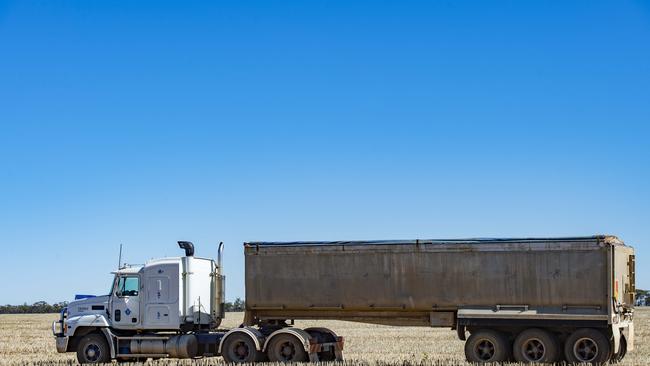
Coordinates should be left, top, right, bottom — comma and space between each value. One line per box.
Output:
307, 337, 344, 362
613, 324, 621, 354
623, 322, 634, 351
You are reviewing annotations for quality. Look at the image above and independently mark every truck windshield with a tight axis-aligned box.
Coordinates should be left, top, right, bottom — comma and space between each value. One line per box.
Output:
109, 277, 116, 295
116, 276, 139, 297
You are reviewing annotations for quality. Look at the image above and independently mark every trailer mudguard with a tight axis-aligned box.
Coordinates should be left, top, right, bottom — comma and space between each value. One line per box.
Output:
304, 327, 338, 341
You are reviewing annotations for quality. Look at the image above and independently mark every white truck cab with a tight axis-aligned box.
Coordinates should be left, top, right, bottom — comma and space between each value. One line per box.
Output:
53, 241, 225, 363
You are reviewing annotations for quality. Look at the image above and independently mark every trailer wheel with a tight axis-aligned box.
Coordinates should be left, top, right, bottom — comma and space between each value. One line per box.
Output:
513, 328, 559, 363
464, 329, 510, 363
222, 333, 262, 363
267, 334, 308, 362
76, 333, 111, 364
564, 328, 610, 364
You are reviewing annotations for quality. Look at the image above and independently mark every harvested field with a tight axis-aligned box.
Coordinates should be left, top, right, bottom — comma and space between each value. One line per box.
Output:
1, 309, 647, 365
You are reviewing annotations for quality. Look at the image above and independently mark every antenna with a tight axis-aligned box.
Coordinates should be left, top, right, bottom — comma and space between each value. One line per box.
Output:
118, 243, 123, 269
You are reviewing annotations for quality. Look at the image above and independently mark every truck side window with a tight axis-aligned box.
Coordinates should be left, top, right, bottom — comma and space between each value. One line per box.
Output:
116, 276, 139, 297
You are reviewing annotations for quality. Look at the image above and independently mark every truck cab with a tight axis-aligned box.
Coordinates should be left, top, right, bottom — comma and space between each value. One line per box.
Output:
53, 241, 225, 363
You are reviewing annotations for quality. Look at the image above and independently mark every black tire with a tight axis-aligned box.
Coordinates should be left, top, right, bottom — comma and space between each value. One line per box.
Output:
221, 333, 262, 363
610, 336, 627, 363
564, 328, 611, 364
76, 333, 111, 364
513, 328, 560, 363
267, 334, 308, 362
464, 329, 511, 363
556, 335, 567, 363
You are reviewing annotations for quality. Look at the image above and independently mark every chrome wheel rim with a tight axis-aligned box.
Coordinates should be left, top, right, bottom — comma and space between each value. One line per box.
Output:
84, 343, 101, 362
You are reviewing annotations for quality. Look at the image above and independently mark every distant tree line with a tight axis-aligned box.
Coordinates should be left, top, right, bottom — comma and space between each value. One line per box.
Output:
224, 297, 245, 311
0, 301, 69, 314
0, 298, 246, 314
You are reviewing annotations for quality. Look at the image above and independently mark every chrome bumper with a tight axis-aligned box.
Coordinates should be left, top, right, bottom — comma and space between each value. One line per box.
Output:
52, 307, 68, 353
51, 319, 64, 337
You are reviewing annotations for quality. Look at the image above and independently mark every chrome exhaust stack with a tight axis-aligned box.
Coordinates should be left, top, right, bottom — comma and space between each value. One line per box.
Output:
218, 241, 224, 270
211, 242, 226, 328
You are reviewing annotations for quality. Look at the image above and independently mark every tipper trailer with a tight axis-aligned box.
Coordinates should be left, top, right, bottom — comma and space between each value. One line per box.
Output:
54, 235, 635, 364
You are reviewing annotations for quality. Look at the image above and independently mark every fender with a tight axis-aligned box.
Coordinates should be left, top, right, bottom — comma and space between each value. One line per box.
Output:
100, 328, 117, 358
263, 327, 312, 353
218, 327, 265, 353
66, 314, 110, 336
304, 327, 338, 341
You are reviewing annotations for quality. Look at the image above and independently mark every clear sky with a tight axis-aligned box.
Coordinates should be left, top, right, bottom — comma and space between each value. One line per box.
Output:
0, 1, 649, 304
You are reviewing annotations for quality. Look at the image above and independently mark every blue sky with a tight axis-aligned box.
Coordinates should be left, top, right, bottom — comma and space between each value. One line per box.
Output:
0, 1, 649, 304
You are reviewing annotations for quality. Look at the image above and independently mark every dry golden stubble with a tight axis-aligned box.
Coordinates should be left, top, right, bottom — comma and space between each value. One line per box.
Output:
0, 309, 647, 365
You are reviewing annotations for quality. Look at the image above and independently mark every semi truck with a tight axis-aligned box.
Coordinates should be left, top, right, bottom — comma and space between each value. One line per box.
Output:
53, 235, 635, 364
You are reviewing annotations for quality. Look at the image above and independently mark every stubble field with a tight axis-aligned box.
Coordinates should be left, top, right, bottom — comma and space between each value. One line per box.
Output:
0, 309, 648, 365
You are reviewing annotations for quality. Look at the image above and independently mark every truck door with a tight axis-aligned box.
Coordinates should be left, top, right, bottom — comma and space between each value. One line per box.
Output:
111, 275, 141, 328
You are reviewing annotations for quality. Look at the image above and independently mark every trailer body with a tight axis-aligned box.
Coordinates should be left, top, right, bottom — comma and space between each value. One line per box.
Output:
245, 236, 633, 324
244, 236, 635, 363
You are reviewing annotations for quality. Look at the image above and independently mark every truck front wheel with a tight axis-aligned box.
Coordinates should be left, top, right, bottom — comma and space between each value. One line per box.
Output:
76, 333, 111, 364
464, 329, 510, 363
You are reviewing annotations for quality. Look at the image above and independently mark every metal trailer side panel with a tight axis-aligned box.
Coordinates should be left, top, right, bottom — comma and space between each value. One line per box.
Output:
244, 237, 618, 326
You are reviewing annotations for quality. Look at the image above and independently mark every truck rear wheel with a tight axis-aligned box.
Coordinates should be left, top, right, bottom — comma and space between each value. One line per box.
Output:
513, 328, 559, 363
76, 333, 111, 364
464, 329, 510, 363
222, 333, 262, 363
564, 328, 610, 364
267, 334, 308, 362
